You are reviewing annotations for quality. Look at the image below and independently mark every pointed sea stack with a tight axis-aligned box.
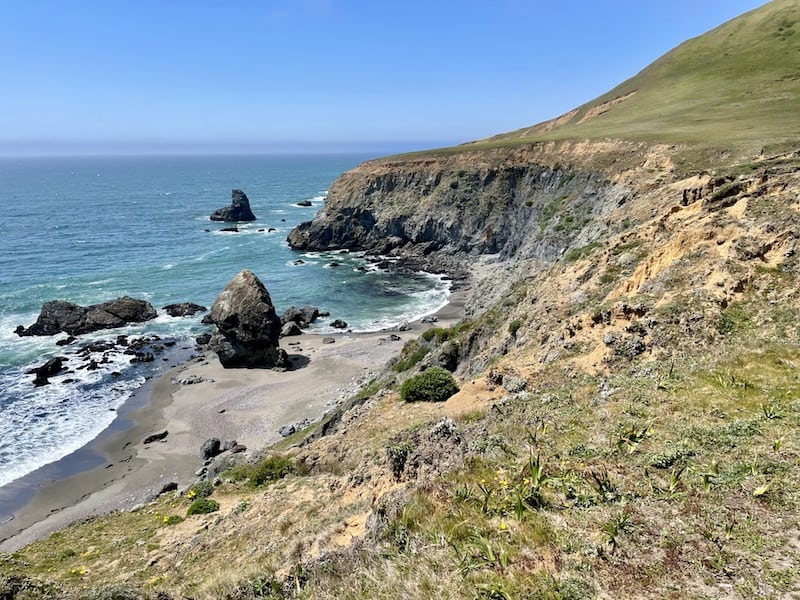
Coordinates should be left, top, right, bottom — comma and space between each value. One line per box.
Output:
210, 189, 256, 222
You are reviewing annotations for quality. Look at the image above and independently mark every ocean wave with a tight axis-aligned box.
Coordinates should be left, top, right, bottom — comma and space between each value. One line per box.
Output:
0, 349, 146, 488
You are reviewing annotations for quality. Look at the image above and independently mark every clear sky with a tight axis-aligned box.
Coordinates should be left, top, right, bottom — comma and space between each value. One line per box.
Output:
0, 0, 768, 156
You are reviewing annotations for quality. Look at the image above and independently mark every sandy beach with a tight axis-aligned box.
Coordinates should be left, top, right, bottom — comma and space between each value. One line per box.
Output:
0, 291, 466, 552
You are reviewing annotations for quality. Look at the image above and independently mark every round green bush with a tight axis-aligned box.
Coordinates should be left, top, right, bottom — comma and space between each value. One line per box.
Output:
186, 497, 220, 516
400, 367, 459, 403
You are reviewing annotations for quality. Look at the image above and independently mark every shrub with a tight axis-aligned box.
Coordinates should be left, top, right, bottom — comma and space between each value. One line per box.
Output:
422, 327, 452, 344
392, 341, 430, 372
400, 367, 459, 403
187, 480, 214, 499
224, 454, 296, 487
162, 514, 185, 526
508, 319, 523, 336
186, 497, 220, 516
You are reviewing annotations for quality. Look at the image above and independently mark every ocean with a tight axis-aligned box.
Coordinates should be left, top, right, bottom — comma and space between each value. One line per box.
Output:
0, 154, 449, 490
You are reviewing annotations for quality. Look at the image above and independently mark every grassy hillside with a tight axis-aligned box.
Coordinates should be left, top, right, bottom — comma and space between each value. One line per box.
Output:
2, 2, 800, 599
474, 0, 800, 154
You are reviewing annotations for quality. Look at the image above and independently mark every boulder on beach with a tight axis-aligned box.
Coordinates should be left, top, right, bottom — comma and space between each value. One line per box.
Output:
331, 319, 348, 329
210, 189, 256, 222
207, 269, 288, 368
163, 303, 207, 317
16, 297, 157, 337
281, 321, 303, 337
280, 305, 320, 328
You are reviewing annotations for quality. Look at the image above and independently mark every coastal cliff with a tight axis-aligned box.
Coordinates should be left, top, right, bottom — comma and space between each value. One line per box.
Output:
3, 1, 800, 598
287, 144, 633, 273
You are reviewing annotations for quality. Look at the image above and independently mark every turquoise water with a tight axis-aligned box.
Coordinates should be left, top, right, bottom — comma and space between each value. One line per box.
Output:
0, 154, 449, 487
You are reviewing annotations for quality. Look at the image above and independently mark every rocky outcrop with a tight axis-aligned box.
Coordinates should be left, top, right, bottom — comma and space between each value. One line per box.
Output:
287, 147, 631, 271
210, 189, 256, 222
16, 297, 157, 337
163, 303, 207, 317
280, 305, 320, 328
207, 269, 287, 368
26, 357, 67, 386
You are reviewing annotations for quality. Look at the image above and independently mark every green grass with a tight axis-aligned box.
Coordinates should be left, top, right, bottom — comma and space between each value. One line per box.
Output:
388, 0, 800, 168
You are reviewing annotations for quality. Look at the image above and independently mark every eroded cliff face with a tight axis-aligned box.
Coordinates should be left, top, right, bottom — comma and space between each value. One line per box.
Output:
287, 145, 633, 272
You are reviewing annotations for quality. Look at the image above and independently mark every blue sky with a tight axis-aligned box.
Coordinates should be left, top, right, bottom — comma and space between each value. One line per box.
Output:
0, 0, 767, 156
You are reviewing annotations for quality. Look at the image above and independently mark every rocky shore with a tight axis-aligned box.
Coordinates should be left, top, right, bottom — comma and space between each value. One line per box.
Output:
0, 282, 466, 552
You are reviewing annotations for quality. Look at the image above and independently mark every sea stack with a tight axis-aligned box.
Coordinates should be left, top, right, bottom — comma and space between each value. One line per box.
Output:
207, 269, 288, 369
210, 189, 256, 222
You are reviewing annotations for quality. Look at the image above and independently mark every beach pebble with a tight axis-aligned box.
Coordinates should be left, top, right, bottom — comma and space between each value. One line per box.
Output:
397, 322, 411, 331
279, 425, 296, 437
322, 337, 336, 344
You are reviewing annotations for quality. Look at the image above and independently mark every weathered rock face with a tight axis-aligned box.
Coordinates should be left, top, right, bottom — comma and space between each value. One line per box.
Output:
208, 269, 286, 368
16, 297, 157, 337
287, 146, 631, 271
210, 189, 256, 222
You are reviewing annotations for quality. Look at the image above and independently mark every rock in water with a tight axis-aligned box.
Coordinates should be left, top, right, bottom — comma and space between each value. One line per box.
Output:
163, 302, 207, 317
210, 189, 257, 222
17, 297, 157, 337
208, 269, 287, 368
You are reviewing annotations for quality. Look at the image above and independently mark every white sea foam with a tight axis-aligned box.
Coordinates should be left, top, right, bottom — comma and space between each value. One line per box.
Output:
0, 350, 145, 488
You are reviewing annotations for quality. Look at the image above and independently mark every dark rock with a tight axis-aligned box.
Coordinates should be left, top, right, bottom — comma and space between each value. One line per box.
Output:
158, 482, 178, 495
421, 315, 439, 324
17, 297, 157, 337
56, 336, 77, 346
397, 322, 411, 331
230, 444, 247, 454
388, 334, 402, 342
222, 440, 238, 451
295, 199, 312, 207
268, 227, 277, 232
163, 303, 207, 317
279, 425, 296, 438
293, 259, 305, 265
195, 333, 212, 346
220, 226, 239, 232
200, 438, 222, 461
322, 337, 336, 344
281, 321, 303, 337
207, 269, 286, 368
258, 228, 265, 232
130, 351, 155, 363
210, 189, 256, 222
143, 430, 169, 444
27, 356, 67, 386
331, 319, 348, 329
280, 305, 320, 328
